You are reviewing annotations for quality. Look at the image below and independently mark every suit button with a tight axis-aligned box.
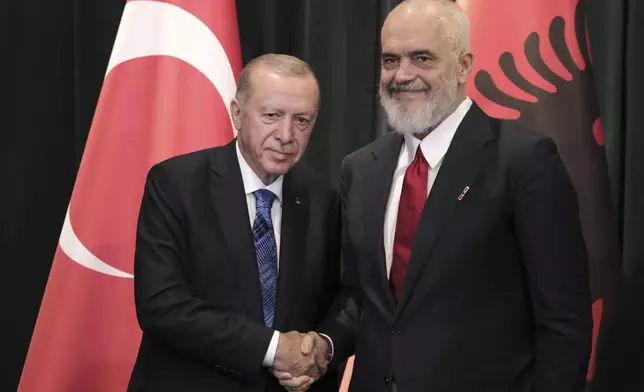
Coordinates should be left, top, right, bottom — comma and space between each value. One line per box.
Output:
392, 325, 402, 335
384, 376, 390, 385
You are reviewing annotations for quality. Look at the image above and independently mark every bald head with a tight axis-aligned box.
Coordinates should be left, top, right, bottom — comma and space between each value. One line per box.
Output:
378, 0, 474, 135
384, 0, 470, 55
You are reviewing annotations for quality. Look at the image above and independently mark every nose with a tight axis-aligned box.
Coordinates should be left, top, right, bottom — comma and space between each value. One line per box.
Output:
394, 57, 416, 84
274, 118, 294, 144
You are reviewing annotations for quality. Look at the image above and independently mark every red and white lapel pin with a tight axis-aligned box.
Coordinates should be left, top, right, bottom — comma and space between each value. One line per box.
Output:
457, 186, 470, 201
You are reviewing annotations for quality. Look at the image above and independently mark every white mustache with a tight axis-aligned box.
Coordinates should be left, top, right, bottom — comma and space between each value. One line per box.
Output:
388, 82, 430, 93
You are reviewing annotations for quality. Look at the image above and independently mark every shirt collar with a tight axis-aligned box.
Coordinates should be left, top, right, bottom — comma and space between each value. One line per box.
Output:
235, 141, 283, 202
402, 97, 473, 169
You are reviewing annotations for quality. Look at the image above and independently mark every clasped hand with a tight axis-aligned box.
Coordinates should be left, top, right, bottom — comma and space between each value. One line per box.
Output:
271, 331, 329, 392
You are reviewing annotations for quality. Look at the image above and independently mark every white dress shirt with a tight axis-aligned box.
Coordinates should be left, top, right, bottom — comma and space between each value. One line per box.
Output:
383, 97, 473, 277
235, 142, 283, 367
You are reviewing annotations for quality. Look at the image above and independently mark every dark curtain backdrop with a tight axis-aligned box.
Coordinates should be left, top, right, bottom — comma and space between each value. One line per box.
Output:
1, 0, 642, 390
587, 0, 644, 279
587, 0, 644, 390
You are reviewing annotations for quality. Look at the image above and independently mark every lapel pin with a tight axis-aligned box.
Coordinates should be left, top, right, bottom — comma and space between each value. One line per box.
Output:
457, 186, 470, 201
295, 197, 301, 205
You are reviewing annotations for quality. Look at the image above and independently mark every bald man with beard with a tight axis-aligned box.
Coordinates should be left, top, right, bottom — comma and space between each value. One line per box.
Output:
311, 1, 593, 391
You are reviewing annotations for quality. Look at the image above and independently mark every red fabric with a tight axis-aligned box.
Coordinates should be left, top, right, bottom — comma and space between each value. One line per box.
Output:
390, 147, 429, 300
18, 1, 240, 391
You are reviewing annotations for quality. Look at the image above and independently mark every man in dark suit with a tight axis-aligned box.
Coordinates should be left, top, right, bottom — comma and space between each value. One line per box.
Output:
316, 1, 593, 391
128, 54, 337, 392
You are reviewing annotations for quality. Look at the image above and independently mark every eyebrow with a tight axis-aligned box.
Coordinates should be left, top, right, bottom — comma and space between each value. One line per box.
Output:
258, 106, 284, 113
408, 50, 437, 58
381, 50, 438, 58
258, 106, 313, 117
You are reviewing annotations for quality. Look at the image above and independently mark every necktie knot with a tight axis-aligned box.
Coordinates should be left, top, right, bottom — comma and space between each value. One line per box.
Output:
254, 189, 276, 211
413, 146, 427, 165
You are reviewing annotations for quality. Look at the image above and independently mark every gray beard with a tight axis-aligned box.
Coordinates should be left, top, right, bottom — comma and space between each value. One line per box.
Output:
379, 79, 458, 135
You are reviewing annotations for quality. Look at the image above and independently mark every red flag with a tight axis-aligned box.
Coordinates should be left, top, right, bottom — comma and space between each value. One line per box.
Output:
18, 1, 242, 390
458, 0, 620, 381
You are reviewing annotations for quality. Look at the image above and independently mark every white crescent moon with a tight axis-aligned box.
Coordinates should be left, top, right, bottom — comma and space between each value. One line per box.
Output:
59, 0, 238, 278
59, 208, 134, 278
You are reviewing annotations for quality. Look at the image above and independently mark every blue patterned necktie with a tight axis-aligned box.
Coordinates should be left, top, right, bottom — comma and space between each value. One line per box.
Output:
252, 189, 278, 327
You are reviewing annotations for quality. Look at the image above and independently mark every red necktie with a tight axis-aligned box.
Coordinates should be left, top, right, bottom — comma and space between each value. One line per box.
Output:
390, 146, 429, 300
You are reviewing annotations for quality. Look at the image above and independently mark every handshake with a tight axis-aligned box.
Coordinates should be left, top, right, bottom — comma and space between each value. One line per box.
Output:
271, 331, 331, 392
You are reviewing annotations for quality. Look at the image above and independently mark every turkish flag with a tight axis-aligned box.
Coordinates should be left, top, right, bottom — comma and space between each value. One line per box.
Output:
18, 1, 241, 391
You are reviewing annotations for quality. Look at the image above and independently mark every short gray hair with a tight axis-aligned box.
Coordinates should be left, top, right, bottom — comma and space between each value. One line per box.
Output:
235, 54, 316, 103
405, 0, 471, 54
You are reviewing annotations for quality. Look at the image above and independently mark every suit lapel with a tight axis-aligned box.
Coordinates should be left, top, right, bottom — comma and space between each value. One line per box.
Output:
395, 105, 497, 319
272, 168, 309, 330
364, 133, 404, 316
208, 142, 264, 323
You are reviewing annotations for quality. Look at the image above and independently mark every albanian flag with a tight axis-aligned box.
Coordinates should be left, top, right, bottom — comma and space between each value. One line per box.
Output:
458, 0, 621, 381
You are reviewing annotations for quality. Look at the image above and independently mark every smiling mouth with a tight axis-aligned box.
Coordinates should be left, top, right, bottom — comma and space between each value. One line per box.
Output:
391, 90, 428, 99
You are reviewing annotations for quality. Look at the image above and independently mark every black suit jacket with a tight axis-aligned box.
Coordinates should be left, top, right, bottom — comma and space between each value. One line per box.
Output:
320, 103, 593, 392
128, 141, 341, 392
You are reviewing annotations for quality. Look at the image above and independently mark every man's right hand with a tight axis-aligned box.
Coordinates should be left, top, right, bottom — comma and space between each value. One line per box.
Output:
272, 331, 330, 391
272, 331, 319, 378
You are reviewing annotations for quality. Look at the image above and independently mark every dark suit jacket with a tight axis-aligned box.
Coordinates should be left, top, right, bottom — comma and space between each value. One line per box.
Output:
128, 141, 341, 392
320, 103, 593, 392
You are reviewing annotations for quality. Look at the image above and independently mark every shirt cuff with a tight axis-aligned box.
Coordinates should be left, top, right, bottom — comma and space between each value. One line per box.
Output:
319, 333, 334, 361
262, 331, 280, 367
